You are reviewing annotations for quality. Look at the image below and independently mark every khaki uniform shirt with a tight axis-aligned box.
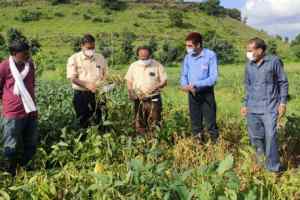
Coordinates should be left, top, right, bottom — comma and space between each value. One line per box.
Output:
67, 51, 108, 91
125, 59, 167, 98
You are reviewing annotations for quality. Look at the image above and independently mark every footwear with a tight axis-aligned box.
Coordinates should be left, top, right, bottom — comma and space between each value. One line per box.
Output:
194, 133, 204, 144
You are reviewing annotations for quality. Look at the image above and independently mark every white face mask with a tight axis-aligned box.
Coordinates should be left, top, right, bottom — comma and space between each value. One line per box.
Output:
138, 59, 152, 66
246, 52, 256, 61
84, 49, 95, 57
186, 47, 195, 54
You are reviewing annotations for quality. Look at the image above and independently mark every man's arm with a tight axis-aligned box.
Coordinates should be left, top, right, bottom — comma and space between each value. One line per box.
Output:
193, 53, 218, 87
241, 65, 250, 117
275, 59, 288, 105
67, 55, 96, 92
125, 65, 137, 100
180, 56, 189, 87
70, 78, 97, 93
180, 56, 194, 93
275, 58, 288, 118
149, 62, 168, 93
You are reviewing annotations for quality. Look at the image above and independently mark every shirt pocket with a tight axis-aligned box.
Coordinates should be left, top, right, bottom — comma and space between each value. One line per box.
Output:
200, 61, 209, 78
147, 68, 158, 85
264, 67, 275, 84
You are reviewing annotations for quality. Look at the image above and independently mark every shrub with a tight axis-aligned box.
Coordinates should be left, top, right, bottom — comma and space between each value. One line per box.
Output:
83, 13, 92, 20
120, 32, 136, 63
158, 40, 185, 65
71, 36, 82, 53
0, 33, 7, 61
204, 30, 238, 64
6, 28, 41, 55
148, 36, 158, 55
92, 16, 112, 23
96, 0, 126, 11
168, 10, 184, 27
49, 0, 71, 5
54, 12, 65, 17
15, 9, 42, 22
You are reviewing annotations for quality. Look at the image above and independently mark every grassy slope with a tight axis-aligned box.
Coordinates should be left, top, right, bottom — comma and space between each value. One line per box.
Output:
0, 1, 291, 59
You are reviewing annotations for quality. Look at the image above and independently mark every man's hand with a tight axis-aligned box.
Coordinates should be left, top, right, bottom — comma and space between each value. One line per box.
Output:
182, 84, 196, 96
86, 82, 97, 93
278, 104, 287, 119
146, 85, 160, 95
240, 106, 248, 117
128, 90, 138, 101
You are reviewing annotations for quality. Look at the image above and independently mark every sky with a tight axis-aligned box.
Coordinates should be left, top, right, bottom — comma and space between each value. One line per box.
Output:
186, 0, 300, 39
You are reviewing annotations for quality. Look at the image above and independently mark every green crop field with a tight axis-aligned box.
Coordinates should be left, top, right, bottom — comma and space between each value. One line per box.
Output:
0, 1, 300, 200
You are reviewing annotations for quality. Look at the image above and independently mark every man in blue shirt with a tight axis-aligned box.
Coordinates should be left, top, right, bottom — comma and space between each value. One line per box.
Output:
241, 37, 288, 173
180, 32, 219, 143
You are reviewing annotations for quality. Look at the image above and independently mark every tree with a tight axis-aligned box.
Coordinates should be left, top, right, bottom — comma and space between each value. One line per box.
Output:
291, 45, 300, 60
198, 0, 225, 17
147, 36, 158, 55
6, 28, 27, 45
291, 33, 300, 46
168, 10, 184, 27
120, 32, 135, 63
275, 35, 283, 41
267, 39, 278, 55
284, 36, 289, 43
226, 8, 241, 21
203, 30, 238, 64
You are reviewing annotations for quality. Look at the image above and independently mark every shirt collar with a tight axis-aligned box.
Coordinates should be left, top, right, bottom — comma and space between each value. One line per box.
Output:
190, 48, 205, 59
249, 54, 270, 66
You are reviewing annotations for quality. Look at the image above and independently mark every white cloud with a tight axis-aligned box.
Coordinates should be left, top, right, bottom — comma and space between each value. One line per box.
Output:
242, 0, 300, 38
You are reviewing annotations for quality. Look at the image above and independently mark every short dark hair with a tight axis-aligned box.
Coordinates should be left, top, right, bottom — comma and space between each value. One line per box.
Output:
185, 32, 203, 47
136, 46, 152, 56
248, 37, 267, 52
9, 40, 30, 55
81, 34, 95, 45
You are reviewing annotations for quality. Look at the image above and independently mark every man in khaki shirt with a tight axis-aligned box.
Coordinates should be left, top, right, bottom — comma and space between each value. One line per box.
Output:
125, 46, 167, 134
67, 34, 108, 129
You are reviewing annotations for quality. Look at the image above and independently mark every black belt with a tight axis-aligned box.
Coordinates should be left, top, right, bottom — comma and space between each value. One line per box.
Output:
139, 94, 161, 102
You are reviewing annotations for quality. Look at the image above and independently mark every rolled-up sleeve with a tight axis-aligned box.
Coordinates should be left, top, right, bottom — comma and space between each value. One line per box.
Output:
66, 55, 78, 80
180, 56, 189, 86
194, 53, 218, 87
274, 59, 288, 104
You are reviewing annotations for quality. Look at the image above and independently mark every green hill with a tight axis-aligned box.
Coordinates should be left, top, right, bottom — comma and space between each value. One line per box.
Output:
0, 1, 291, 72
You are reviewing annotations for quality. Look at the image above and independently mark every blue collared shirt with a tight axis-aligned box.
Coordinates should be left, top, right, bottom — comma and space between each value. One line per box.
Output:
180, 48, 218, 89
244, 55, 289, 114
